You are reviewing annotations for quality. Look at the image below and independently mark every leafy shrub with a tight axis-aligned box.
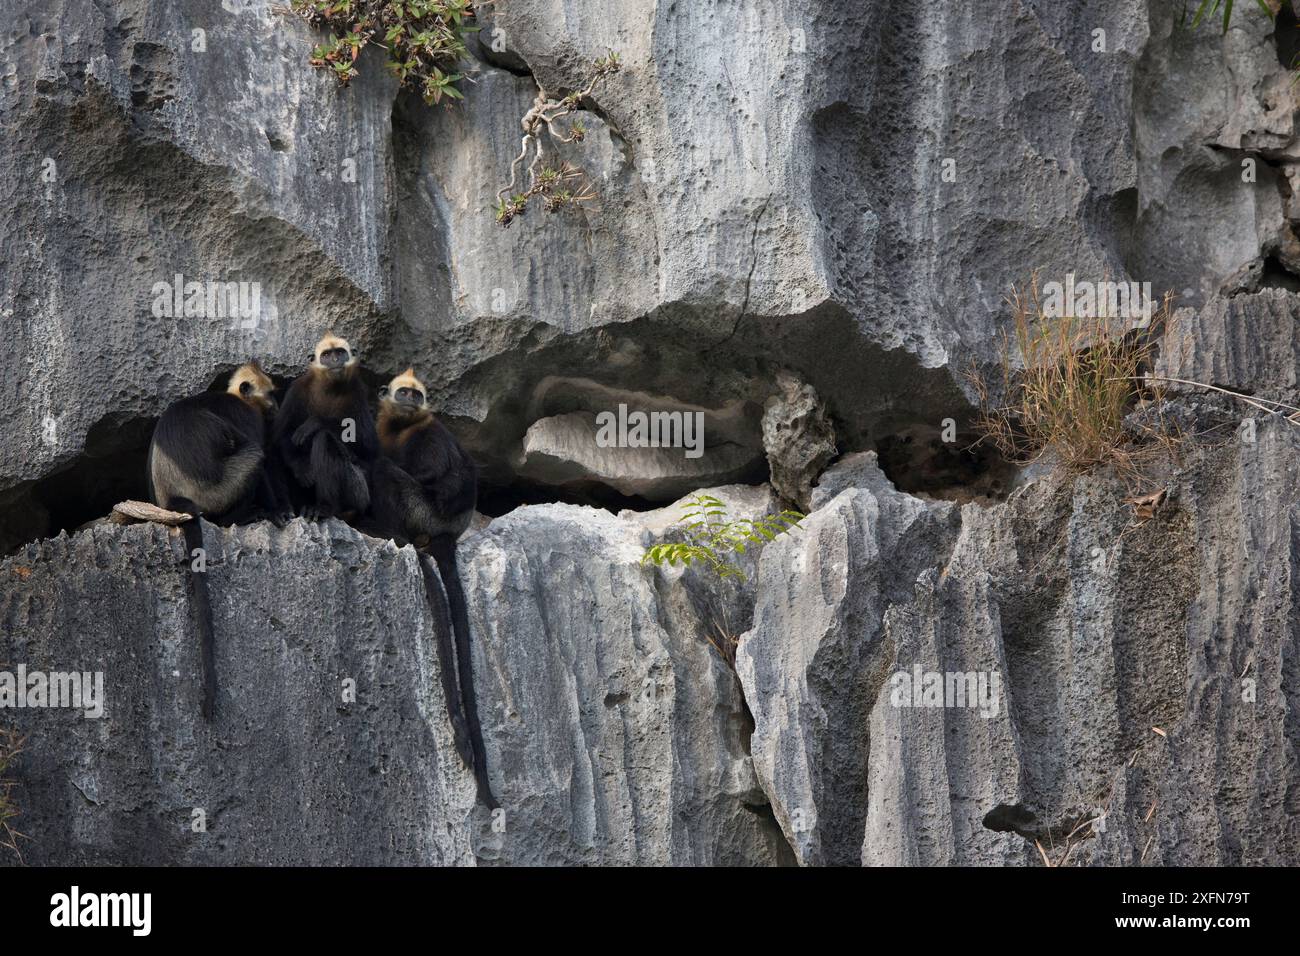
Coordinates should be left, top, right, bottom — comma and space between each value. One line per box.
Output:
642, 494, 804, 582
287, 4, 621, 225
289, 0, 482, 105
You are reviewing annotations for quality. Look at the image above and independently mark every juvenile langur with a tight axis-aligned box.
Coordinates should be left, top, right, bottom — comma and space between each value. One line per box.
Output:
147, 361, 286, 720
368, 369, 495, 808
273, 333, 378, 520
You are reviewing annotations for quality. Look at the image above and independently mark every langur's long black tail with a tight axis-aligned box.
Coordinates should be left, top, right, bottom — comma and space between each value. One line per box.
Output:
416, 553, 474, 769
169, 497, 216, 721
426, 535, 498, 811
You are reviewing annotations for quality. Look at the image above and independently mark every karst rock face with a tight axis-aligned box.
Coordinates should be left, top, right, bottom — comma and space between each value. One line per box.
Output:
2, 0, 1298, 865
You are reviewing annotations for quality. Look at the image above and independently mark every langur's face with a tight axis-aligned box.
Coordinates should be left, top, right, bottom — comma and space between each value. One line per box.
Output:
379, 369, 428, 418
229, 362, 277, 411
312, 334, 357, 377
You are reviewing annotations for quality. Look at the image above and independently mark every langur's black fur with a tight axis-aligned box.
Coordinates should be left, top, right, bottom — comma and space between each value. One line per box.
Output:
367, 369, 496, 809
147, 362, 285, 720
272, 334, 378, 521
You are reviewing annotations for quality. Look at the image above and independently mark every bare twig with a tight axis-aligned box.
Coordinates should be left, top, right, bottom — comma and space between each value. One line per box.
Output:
1035, 839, 1053, 867
1122, 375, 1300, 423
493, 52, 621, 225
0, 728, 26, 863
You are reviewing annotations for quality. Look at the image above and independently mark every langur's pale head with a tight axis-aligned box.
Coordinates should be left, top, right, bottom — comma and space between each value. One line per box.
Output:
379, 368, 428, 417
228, 361, 276, 411
311, 333, 358, 375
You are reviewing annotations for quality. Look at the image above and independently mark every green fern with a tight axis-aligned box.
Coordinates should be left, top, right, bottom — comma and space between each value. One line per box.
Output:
1182, 0, 1274, 33
641, 494, 804, 582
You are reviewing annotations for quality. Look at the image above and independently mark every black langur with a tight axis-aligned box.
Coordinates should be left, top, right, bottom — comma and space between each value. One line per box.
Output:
368, 369, 495, 809
273, 333, 378, 521
147, 361, 287, 720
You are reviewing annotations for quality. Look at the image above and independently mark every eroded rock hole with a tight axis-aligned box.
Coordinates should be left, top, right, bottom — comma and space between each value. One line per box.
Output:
1259, 254, 1300, 293
128, 41, 176, 112
983, 802, 1097, 851
477, 477, 660, 518
982, 803, 1040, 840
875, 425, 1017, 503
0, 414, 155, 556
1276, 4, 1300, 70
0, 368, 281, 557
503, 377, 770, 503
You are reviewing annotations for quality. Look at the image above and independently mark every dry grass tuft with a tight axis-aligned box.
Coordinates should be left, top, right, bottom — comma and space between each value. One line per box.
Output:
702, 600, 745, 671
0, 727, 25, 862
971, 277, 1182, 491
705, 620, 741, 670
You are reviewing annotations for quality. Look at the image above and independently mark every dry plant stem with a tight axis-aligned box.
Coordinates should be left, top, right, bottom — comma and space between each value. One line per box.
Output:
1126, 375, 1300, 422
0, 729, 25, 862
1035, 840, 1052, 867
497, 72, 608, 204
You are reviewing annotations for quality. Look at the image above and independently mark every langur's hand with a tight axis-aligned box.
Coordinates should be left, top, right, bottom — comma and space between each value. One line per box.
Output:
292, 419, 322, 447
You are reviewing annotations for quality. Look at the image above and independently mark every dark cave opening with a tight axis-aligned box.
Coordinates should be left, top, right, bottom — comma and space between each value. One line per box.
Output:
982, 802, 1040, 840
1, 433, 665, 559
1259, 254, 1300, 293
29, 414, 156, 544
0, 355, 1028, 557
1275, 3, 1300, 70
0, 367, 285, 557
477, 477, 661, 518
0, 413, 157, 557
874, 425, 1018, 503
0, 360, 681, 557
3, 413, 1023, 556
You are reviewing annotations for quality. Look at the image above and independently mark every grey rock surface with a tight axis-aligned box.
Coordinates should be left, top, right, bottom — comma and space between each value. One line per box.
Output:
1, 0, 1182, 520
457, 500, 791, 865
0, 504, 792, 865
3, 0, 1300, 868
736, 457, 961, 866
739, 426, 1300, 866
761, 370, 836, 510
2, 520, 475, 865
809, 450, 883, 510
1132, 2, 1292, 306
1158, 290, 1300, 404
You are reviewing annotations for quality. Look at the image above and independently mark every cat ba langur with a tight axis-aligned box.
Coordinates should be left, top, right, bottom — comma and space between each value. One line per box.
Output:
273, 333, 378, 520
147, 361, 287, 720
368, 369, 496, 809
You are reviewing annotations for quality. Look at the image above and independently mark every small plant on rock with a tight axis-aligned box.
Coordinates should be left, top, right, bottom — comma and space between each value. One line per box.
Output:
1181, 0, 1274, 33
289, 0, 484, 105
287, 4, 620, 224
642, 494, 804, 582
493, 51, 621, 227
970, 277, 1180, 490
